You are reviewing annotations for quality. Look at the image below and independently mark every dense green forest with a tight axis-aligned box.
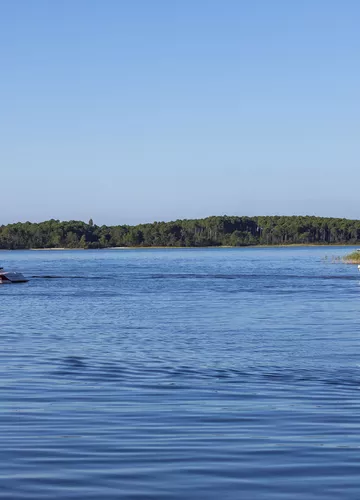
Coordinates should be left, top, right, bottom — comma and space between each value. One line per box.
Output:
1, 216, 360, 249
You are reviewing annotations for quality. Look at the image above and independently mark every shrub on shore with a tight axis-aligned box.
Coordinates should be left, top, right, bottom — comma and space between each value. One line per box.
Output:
343, 250, 360, 264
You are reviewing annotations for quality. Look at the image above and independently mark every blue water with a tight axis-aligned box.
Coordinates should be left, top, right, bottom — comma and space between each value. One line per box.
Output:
1, 247, 360, 499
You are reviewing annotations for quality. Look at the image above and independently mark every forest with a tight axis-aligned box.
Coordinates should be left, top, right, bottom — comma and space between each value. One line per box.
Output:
1, 216, 360, 249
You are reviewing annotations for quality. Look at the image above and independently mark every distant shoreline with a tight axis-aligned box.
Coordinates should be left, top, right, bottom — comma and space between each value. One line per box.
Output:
3, 216, 360, 249
0, 243, 359, 251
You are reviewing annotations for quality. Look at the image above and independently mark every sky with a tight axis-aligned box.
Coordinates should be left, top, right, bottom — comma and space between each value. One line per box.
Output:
1, 0, 359, 225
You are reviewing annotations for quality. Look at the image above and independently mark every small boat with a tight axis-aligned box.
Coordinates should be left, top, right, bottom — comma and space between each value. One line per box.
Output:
0, 267, 28, 283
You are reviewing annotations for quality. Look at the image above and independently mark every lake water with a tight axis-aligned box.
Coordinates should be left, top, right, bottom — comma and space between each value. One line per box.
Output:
1, 247, 360, 499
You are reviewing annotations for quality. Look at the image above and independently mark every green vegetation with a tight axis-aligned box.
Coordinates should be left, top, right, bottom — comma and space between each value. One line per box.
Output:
0, 216, 360, 249
343, 250, 360, 264
1, 216, 360, 250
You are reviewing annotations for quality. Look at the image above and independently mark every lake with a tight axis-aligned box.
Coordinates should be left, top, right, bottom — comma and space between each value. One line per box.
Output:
1, 247, 360, 499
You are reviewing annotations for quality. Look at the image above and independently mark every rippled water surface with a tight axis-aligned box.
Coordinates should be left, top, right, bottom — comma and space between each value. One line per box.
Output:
2, 247, 360, 499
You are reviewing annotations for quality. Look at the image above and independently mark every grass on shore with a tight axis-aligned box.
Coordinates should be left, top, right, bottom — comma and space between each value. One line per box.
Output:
343, 250, 360, 264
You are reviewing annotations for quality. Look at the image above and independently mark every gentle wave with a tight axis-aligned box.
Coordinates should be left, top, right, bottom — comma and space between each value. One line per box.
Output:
2, 248, 360, 500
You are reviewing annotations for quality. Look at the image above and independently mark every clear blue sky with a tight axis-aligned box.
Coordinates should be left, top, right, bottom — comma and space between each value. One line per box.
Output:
1, 0, 359, 225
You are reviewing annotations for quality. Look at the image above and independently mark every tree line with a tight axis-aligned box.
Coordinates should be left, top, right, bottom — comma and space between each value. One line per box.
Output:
1, 215, 360, 249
